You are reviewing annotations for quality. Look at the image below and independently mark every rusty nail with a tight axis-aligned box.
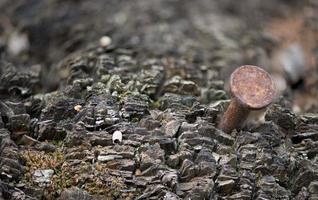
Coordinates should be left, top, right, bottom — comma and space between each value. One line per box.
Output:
218, 65, 276, 133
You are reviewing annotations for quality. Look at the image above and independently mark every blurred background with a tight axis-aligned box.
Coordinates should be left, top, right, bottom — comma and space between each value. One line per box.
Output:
0, 0, 317, 113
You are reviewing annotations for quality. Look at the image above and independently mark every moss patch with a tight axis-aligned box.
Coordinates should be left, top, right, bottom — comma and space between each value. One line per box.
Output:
21, 148, 140, 199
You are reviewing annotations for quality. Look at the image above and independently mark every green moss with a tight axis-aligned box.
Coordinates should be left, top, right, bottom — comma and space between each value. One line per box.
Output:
52, 140, 64, 147
150, 100, 161, 109
21, 150, 68, 199
21, 149, 140, 199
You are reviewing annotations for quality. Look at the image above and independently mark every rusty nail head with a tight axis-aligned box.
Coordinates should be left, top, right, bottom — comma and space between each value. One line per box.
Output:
218, 65, 276, 133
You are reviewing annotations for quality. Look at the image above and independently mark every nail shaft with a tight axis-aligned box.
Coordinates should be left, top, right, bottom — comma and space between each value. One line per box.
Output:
218, 99, 249, 133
